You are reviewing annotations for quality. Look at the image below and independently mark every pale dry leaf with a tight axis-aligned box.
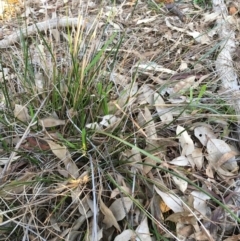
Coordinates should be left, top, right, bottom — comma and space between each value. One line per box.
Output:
136, 16, 157, 25
166, 212, 196, 225
110, 72, 129, 87
154, 186, 184, 213
187, 31, 210, 44
178, 61, 188, 71
0, 1, 5, 16
0, 156, 20, 165
34, 71, 45, 93
46, 140, 67, 160
176, 126, 195, 156
100, 115, 120, 127
86, 197, 97, 214
143, 156, 157, 174
193, 230, 211, 241
168, 96, 187, 104
154, 93, 173, 123
70, 187, 81, 204
85, 122, 101, 130
207, 139, 237, 171
206, 165, 214, 178
223, 234, 240, 241
191, 148, 204, 170
165, 17, 186, 33
39, 116, 65, 128
144, 106, 157, 140
46, 140, 79, 178
89, 228, 103, 241
130, 148, 143, 170
51, 29, 60, 42
78, 195, 90, 215
14, 104, 31, 122
110, 186, 131, 199
166, 18, 209, 44
216, 151, 238, 171
172, 174, 188, 193
109, 21, 121, 30
50, 216, 61, 232
114, 230, 135, 241
216, 166, 236, 177
30, 43, 46, 68
176, 223, 193, 240
137, 110, 146, 127
168, 156, 190, 166
0, 67, 9, 83
67, 211, 93, 240
22, 6, 34, 18
100, 198, 121, 231
133, 208, 141, 225
186, 154, 196, 169
117, 82, 138, 108
173, 76, 196, 94
109, 197, 133, 221
191, 191, 211, 217
135, 216, 152, 241
194, 126, 216, 146
0, 172, 35, 198
203, 12, 220, 22
0, 209, 3, 223
136, 62, 175, 75
57, 163, 69, 178
137, 84, 154, 105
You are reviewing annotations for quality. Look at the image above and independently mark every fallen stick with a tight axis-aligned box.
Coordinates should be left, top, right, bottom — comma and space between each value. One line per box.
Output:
0, 17, 93, 48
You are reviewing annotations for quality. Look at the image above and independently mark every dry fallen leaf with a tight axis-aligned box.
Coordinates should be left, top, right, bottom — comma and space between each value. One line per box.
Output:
206, 139, 238, 171
100, 114, 121, 127
191, 148, 204, 170
117, 82, 138, 108
110, 186, 131, 199
85, 122, 101, 130
194, 126, 216, 146
114, 230, 135, 241
39, 116, 65, 128
166, 212, 196, 225
136, 16, 157, 25
168, 156, 190, 167
173, 76, 196, 94
100, 198, 121, 231
223, 234, 240, 241
191, 191, 211, 217
0, 155, 20, 165
46, 140, 79, 178
136, 61, 176, 75
176, 223, 194, 240
14, 104, 31, 122
143, 106, 157, 141
176, 126, 195, 156
137, 84, 154, 105
154, 93, 173, 123
172, 174, 188, 193
135, 216, 152, 241
109, 197, 133, 221
160, 199, 171, 213
154, 186, 184, 213
0, 172, 35, 198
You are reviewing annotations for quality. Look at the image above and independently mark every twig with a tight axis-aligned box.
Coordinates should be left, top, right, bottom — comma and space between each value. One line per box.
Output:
0, 17, 93, 48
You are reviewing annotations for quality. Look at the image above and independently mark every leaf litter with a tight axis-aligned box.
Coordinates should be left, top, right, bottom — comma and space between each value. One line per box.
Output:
0, 0, 240, 240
